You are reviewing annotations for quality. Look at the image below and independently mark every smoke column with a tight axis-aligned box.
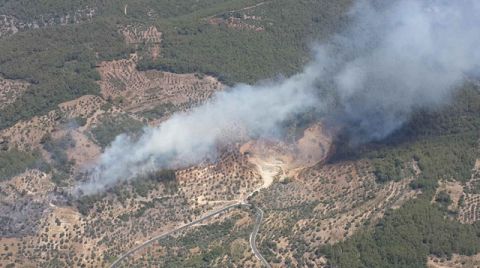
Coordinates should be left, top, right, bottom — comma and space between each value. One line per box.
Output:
330, 0, 480, 141
77, 0, 480, 195
77, 71, 321, 194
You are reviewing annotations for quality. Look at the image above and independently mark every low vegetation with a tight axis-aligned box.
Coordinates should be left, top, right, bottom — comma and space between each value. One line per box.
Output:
130, 169, 177, 198
90, 114, 143, 148
41, 133, 75, 185
122, 211, 256, 267
76, 169, 176, 215
0, 149, 41, 180
140, 102, 176, 120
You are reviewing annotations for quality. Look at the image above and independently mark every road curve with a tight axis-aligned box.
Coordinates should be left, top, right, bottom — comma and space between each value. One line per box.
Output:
110, 202, 244, 267
250, 206, 271, 268
110, 189, 271, 267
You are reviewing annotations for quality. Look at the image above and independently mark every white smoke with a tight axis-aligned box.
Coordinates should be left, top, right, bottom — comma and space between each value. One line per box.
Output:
76, 67, 322, 194
330, 0, 480, 141
76, 0, 480, 194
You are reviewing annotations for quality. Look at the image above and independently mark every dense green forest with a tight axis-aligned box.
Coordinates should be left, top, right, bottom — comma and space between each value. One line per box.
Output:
0, 22, 130, 130
0, 149, 43, 180
322, 197, 480, 268
139, 0, 352, 84
0, 0, 352, 130
333, 84, 480, 186
324, 84, 480, 267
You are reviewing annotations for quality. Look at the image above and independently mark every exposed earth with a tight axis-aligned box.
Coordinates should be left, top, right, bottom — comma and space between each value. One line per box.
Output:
1, 1, 480, 268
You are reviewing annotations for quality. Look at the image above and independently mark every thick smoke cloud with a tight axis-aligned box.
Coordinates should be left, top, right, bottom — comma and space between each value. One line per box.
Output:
330, 0, 480, 141
77, 71, 321, 194
76, 0, 480, 194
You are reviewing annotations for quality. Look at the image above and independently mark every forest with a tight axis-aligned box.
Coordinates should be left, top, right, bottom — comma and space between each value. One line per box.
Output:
322, 197, 480, 268
324, 84, 480, 267
0, 0, 479, 266
0, 0, 352, 129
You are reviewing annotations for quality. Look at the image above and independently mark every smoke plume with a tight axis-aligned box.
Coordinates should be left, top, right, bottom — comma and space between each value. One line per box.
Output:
77, 0, 480, 194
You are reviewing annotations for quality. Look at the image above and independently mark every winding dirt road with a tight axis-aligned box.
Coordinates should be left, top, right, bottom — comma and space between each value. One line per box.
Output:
110, 202, 244, 267
110, 200, 270, 267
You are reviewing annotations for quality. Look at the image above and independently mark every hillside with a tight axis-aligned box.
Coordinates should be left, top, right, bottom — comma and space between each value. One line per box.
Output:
1, 0, 480, 268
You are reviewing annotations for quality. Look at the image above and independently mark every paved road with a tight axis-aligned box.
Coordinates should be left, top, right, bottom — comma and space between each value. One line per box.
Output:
250, 206, 271, 268
110, 193, 271, 267
110, 202, 243, 267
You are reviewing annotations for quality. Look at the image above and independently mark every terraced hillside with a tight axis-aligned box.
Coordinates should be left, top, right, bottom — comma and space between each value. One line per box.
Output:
0, 1, 480, 268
